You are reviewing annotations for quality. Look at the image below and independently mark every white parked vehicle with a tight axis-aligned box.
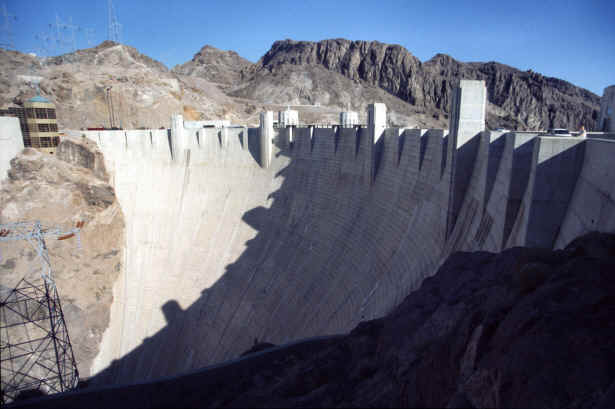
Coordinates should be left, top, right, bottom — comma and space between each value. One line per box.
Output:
546, 128, 571, 136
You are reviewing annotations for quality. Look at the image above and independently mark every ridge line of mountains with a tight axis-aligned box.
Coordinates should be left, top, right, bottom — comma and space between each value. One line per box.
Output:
0, 38, 601, 131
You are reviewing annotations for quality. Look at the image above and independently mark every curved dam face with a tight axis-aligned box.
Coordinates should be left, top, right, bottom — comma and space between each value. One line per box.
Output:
86, 82, 615, 385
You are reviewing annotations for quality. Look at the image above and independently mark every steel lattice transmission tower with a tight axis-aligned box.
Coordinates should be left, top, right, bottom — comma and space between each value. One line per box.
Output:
107, 0, 122, 43
0, 2, 16, 50
0, 221, 83, 405
55, 14, 80, 53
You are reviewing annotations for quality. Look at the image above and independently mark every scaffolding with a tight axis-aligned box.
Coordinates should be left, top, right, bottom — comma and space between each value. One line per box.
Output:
0, 221, 83, 405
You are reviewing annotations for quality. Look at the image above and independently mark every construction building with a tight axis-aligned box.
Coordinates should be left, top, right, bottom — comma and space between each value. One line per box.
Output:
0, 96, 60, 153
24, 95, 60, 153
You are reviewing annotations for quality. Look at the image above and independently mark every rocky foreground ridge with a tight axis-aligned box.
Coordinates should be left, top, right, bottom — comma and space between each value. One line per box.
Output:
0, 137, 124, 379
0, 38, 601, 130
13, 232, 615, 408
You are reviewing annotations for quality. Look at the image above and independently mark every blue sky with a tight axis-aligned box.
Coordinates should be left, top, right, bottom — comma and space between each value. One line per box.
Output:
4, 0, 614, 95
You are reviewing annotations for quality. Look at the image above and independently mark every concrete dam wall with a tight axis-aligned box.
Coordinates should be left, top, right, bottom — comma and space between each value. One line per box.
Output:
82, 81, 615, 385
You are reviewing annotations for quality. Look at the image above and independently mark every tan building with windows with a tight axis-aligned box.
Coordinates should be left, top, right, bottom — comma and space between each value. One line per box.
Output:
23, 95, 60, 154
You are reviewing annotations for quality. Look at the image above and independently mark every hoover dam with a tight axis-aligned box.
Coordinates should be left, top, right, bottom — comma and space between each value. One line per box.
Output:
2, 80, 615, 392
79, 80, 615, 386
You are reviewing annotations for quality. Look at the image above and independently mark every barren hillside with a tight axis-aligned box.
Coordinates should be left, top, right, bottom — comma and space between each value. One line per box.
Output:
0, 42, 255, 129
172, 45, 253, 89
245, 39, 600, 130
0, 38, 601, 131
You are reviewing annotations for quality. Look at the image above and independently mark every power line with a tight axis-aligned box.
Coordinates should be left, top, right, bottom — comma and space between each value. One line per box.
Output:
34, 31, 53, 58
83, 27, 95, 47
107, 0, 122, 43
51, 13, 81, 54
0, 2, 17, 50
61, 16, 79, 52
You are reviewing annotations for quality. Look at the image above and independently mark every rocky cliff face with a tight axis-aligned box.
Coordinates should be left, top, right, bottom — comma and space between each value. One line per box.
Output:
228, 62, 443, 128
251, 39, 600, 130
57, 136, 108, 181
0, 139, 124, 378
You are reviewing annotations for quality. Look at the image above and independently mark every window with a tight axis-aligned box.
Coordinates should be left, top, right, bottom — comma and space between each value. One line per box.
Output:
26, 108, 35, 118
35, 108, 47, 119
40, 137, 51, 147
46, 109, 56, 119
8, 107, 24, 116
38, 123, 50, 132
49, 123, 58, 132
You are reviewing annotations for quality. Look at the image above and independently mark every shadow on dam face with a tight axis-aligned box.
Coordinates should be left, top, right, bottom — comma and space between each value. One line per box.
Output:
84, 127, 610, 388
86, 125, 453, 386
88, 131, 325, 384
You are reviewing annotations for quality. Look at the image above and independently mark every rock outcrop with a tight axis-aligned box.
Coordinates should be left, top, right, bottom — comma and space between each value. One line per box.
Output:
249, 39, 600, 130
228, 62, 441, 127
0, 139, 124, 378
57, 136, 109, 181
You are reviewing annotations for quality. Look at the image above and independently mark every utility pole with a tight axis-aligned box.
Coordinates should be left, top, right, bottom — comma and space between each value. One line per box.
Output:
118, 88, 123, 129
105, 86, 116, 129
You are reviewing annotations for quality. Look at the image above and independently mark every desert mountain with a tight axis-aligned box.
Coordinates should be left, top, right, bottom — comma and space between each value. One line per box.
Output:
172, 45, 253, 88
0, 38, 601, 131
0, 42, 256, 129
173, 44, 440, 127
227, 62, 442, 127
241, 39, 600, 130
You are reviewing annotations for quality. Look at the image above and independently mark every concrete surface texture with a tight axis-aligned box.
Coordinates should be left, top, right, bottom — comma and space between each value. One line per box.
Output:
599, 85, 615, 132
68, 81, 615, 387
259, 111, 273, 168
0, 116, 24, 181
449, 80, 486, 148
368, 103, 387, 143
340, 111, 359, 128
279, 109, 299, 127
183, 119, 231, 129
